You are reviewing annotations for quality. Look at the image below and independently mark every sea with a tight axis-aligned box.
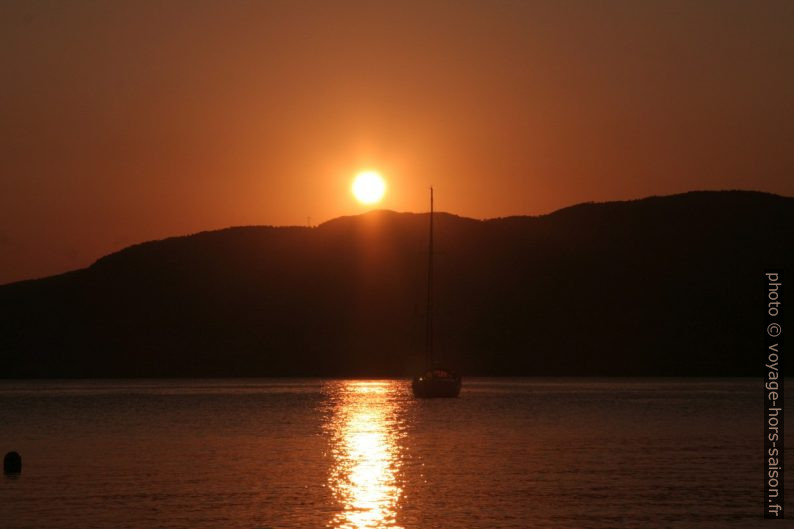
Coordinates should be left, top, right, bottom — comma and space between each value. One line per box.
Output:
0, 378, 788, 529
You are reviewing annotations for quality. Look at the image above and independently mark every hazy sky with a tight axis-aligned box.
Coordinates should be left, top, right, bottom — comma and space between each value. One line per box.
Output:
1, 0, 792, 283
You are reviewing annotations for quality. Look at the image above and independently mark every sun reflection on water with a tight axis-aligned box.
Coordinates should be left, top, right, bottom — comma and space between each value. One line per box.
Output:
326, 381, 406, 529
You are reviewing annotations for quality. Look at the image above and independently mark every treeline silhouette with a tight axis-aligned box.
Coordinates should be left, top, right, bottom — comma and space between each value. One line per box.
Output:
0, 190, 791, 377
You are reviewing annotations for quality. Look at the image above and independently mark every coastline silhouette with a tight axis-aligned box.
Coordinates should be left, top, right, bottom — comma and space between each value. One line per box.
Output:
0, 190, 791, 378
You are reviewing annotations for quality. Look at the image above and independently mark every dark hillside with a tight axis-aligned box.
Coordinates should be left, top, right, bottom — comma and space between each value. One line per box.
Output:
1, 191, 791, 377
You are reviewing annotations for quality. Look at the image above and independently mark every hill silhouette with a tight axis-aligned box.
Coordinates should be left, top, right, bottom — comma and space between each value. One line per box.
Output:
0, 190, 791, 377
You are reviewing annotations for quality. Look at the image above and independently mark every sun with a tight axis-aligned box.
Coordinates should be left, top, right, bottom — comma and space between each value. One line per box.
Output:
352, 170, 386, 205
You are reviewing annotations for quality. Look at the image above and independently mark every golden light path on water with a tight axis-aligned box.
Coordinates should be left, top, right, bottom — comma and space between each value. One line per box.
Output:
326, 381, 406, 529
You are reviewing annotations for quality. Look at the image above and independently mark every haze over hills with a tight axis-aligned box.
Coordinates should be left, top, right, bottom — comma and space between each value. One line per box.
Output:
0, 190, 791, 378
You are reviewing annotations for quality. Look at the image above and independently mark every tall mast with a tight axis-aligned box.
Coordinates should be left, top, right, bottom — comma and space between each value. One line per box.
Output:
425, 187, 434, 369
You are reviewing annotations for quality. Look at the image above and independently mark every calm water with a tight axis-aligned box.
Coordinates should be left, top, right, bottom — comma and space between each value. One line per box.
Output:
0, 378, 788, 528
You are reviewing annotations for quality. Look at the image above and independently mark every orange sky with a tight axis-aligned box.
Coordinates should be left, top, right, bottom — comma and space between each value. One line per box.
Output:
1, 0, 792, 284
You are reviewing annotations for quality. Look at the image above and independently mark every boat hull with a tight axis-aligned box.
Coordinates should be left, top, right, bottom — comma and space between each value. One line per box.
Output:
412, 370, 461, 398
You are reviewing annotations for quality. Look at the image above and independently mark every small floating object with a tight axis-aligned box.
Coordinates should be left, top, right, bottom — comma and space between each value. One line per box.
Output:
4, 451, 21, 474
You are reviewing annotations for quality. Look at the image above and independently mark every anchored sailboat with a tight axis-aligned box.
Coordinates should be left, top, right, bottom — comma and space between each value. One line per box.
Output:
412, 188, 462, 398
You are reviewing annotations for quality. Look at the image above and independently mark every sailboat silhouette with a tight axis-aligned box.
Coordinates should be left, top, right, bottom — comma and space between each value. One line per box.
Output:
411, 187, 462, 398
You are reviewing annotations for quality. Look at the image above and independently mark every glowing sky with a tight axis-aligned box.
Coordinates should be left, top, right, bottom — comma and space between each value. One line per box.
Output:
1, 0, 792, 283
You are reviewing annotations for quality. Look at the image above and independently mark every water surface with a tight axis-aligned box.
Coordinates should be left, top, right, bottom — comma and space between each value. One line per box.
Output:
0, 378, 788, 528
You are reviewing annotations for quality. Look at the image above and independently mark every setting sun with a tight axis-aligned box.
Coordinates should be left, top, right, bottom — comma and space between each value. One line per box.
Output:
352, 171, 386, 205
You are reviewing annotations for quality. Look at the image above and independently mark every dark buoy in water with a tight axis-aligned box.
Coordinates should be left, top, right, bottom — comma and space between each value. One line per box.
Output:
4, 451, 21, 474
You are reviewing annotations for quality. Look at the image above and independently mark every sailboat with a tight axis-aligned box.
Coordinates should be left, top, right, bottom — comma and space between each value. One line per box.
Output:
412, 187, 462, 398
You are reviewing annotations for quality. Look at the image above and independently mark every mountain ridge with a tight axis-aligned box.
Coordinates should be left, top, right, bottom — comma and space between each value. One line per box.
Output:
1, 190, 791, 377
